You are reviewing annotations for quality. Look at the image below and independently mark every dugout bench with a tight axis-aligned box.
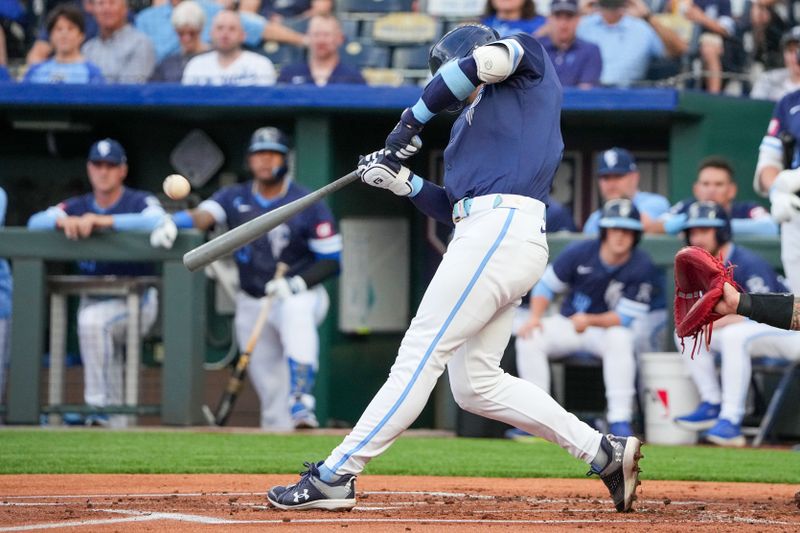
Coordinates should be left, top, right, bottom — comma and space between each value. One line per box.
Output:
0, 229, 206, 425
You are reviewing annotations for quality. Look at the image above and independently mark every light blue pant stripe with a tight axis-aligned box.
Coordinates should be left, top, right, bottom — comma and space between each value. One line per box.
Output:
439, 60, 476, 101
331, 209, 516, 473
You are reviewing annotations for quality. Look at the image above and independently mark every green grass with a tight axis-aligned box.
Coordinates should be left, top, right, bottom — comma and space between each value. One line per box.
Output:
2, 429, 799, 484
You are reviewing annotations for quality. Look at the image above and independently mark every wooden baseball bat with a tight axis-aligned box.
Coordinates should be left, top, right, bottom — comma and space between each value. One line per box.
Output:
184, 171, 358, 272
206, 262, 289, 426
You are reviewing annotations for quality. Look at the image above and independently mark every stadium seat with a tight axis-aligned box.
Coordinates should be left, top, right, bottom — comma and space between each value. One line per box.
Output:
426, 0, 484, 18
372, 13, 440, 44
337, 0, 414, 14
361, 67, 406, 86
392, 45, 431, 70
340, 41, 391, 68
262, 42, 305, 67
339, 17, 360, 41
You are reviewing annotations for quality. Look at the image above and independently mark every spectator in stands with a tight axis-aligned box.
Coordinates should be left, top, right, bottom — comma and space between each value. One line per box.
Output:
655, 156, 778, 236
0, 186, 10, 413
182, 10, 276, 85
149, 1, 208, 82
539, 0, 602, 88
751, 26, 800, 101
27, 139, 167, 427
741, 0, 788, 72
672, 201, 799, 447
136, 0, 306, 63
240, 0, 315, 22
82, 0, 155, 83
582, 147, 670, 234
23, 4, 105, 84
577, 0, 687, 86
681, 0, 737, 94
277, 14, 364, 86
27, 1, 103, 66
481, 0, 546, 37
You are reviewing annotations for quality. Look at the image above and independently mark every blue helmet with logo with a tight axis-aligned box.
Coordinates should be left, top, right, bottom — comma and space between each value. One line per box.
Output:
598, 198, 643, 246
248, 126, 290, 179
428, 23, 499, 76
682, 200, 731, 246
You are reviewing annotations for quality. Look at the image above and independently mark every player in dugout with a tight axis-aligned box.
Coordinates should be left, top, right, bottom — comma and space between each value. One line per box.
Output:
267, 23, 643, 514
162, 126, 341, 430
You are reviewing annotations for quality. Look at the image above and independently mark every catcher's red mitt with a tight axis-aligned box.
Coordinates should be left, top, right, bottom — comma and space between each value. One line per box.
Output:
674, 246, 737, 357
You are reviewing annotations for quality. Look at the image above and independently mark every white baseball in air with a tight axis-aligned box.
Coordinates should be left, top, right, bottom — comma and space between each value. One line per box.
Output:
163, 174, 191, 200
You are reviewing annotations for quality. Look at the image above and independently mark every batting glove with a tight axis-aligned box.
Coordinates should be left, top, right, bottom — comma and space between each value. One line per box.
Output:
773, 168, 800, 194
265, 275, 307, 300
149, 214, 178, 249
384, 108, 424, 163
769, 188, 800, 223
357, 150, 414, 196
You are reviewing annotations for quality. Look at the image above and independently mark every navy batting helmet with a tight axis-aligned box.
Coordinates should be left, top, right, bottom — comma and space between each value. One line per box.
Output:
248, 126, 290, 179
682, 200, 732, 246
428, 23, 499, 76
598, 198, 644, 246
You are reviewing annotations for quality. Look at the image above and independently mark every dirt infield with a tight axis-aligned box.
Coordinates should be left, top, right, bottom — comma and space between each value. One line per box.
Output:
1, 475, 798, 531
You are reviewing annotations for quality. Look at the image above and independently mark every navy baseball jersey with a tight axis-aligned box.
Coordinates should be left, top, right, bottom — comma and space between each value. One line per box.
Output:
546, 199, 578, 232
59, 188, 161, 277
669, 197, 769, 220
541, 240, 656, 322
442, 33, 564, 205
201, 181, 342, 298
762, 90, 800, 168
727, 244, 789, 293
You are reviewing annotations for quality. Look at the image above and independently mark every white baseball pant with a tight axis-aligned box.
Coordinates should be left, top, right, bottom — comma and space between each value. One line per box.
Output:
514, 313, 637, 424
780, 218, 800, 293
675, 320, 800, 423
323, 196, 604, 477
234, 285, 329, 429
77, 288, 158, 409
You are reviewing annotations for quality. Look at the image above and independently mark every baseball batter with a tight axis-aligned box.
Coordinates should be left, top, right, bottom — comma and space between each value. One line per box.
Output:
27, 139, 164, 427
268, 24, 643, 513
755, 89, 800, 292
172, 127, 341, 429
672, 201, 800, 446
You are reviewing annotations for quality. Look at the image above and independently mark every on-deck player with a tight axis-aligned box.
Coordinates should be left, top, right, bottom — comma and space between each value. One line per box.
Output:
169, 127, 341, 429
0, 187, 11, 412
755, 87, 800, 292
268, 24, 643, 513
27, 139, 165, 427
515, 199, 657, 438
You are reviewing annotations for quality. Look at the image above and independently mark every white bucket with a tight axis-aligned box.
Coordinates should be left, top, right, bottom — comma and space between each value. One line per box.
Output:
640, 352, 701, 445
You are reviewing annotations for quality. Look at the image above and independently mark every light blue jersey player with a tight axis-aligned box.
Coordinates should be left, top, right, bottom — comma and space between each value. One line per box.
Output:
27, 139, 165, 426
516, 199, 657, 438
582, 148, 670, 234
173, 127, 342, 429
269, 25, 643, 514
0, 187, 11, 411
672, 201, 800, 447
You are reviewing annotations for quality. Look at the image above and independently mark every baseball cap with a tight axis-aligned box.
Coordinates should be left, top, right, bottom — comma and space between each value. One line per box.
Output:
597, 147, 637, 177
550, 0, 578, 14
780, 26, 800, 49
248, 127, 290, 154
88, 138, 126, 165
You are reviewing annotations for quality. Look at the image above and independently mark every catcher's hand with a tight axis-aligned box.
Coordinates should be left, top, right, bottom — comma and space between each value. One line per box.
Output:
674, 246, 737, 356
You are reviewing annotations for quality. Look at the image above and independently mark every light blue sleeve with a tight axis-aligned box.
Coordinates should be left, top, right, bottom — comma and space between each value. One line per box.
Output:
532, 281, 555, 301
0, 188, 6, 225
240, 12, 267, 46
111, 212, 165, 232
27, 208, 62, 230
639, 193, 670, 218
582, 210, 601, 234
731, 217, 779, 236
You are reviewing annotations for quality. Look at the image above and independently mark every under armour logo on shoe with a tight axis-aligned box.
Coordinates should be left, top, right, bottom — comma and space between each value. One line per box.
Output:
293, 489, 309, 503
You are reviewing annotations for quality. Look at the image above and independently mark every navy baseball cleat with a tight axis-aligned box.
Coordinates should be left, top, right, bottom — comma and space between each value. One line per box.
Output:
268, 462, 356, 511
588, 434, 643, 512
